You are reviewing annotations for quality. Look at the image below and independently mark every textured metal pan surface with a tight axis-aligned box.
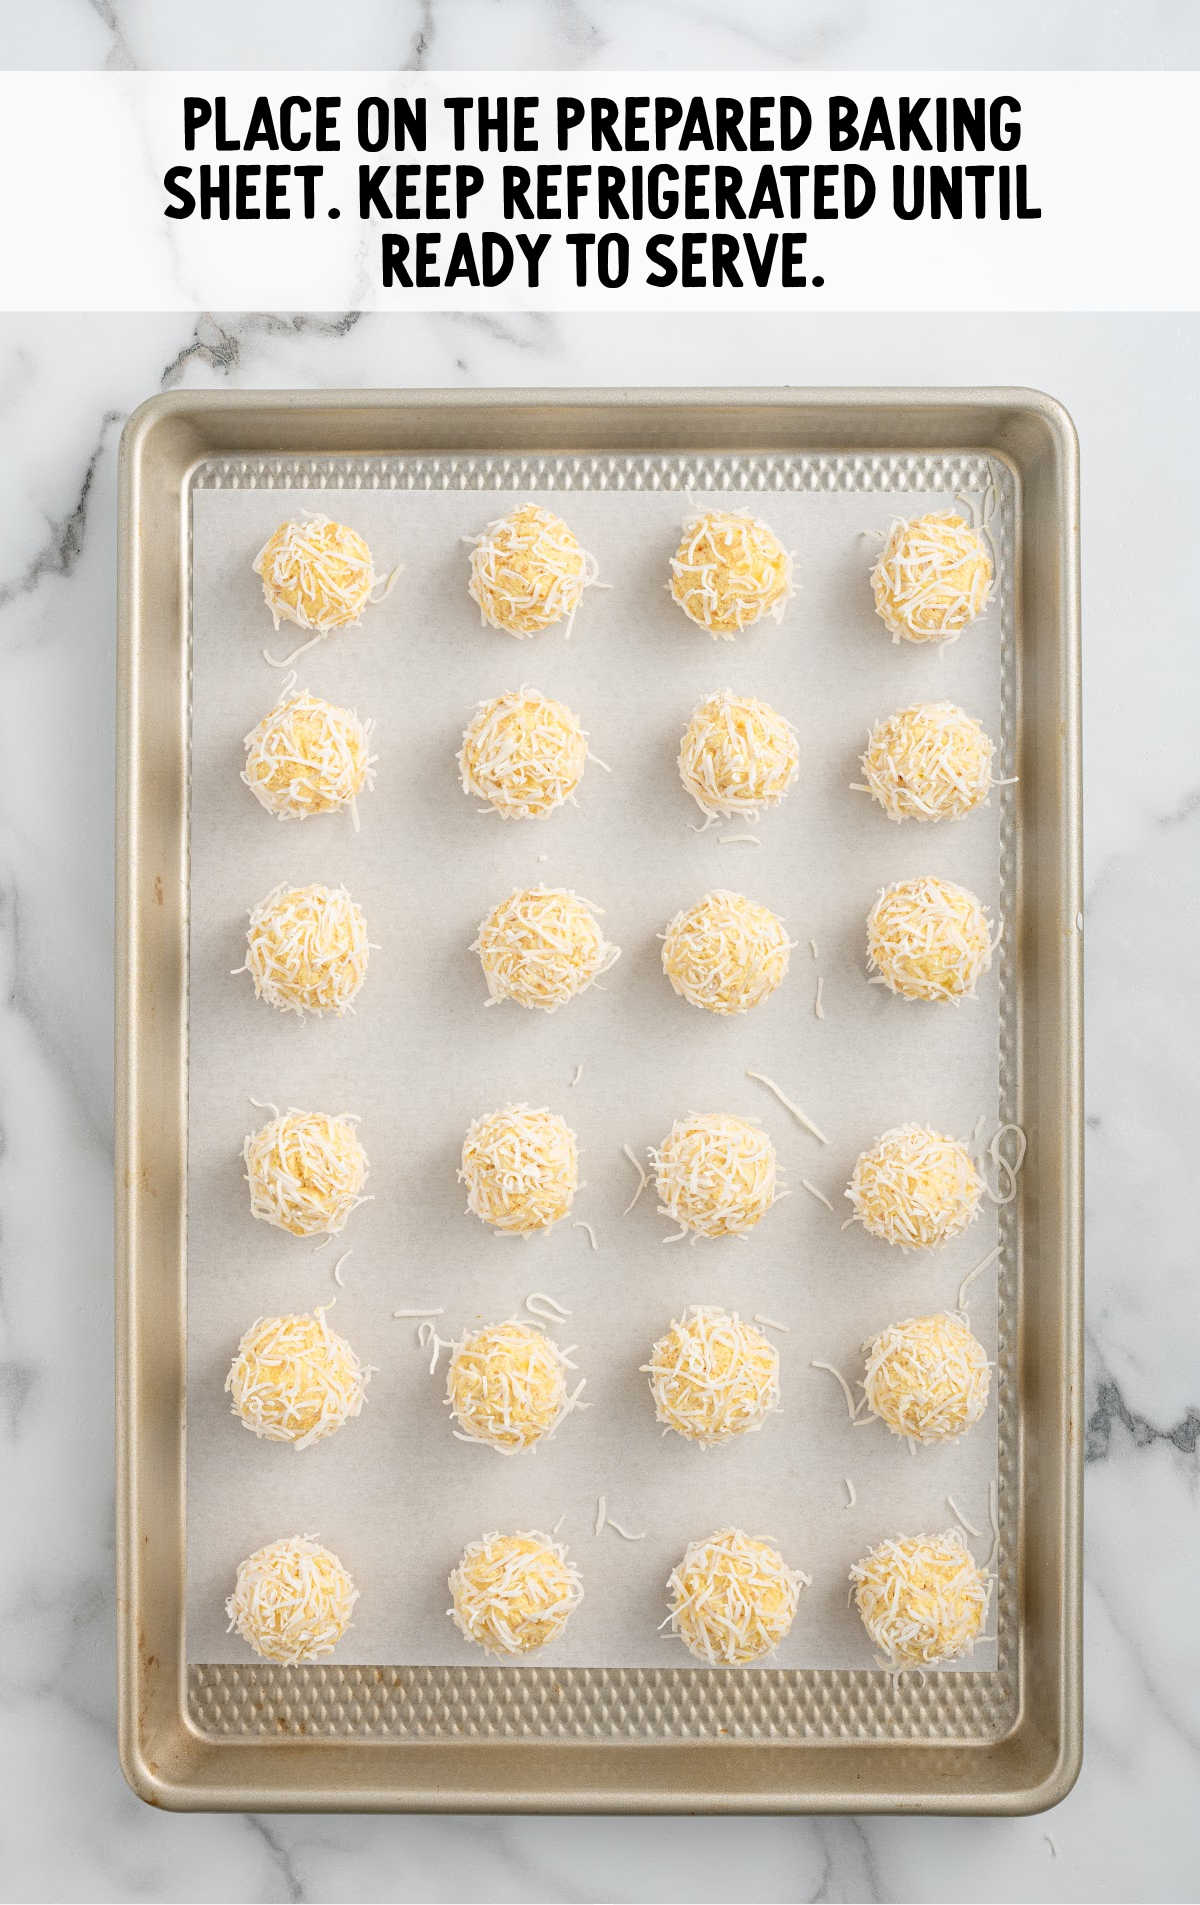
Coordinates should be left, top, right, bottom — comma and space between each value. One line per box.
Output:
116, 388, 1082, 1814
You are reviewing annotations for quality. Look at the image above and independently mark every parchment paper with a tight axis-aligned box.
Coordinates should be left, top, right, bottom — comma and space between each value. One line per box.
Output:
186, 463, 1011, 1669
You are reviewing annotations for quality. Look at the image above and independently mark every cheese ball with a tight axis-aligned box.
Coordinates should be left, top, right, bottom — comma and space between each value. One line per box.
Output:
242, 882, 370, 1017
862, 1312, 991, 1444
857, 702, 997, 824
677, 690, 799, 820
446, 1321, 580, 1453
242, 686, 373, 823
226, 1309, 370, 1449
662, 889, 791, 1015
867, 875, 993, 1003
458, 687, 588, 819
473, 885, 619, 1011
644, 1306, 780, 1444
669, 508, 793, 637
253, 515, 378, 632
851, 1530, 990, 1667
847, 1125, 982, 1251
226, 1536, 358, 1664
652, 1112, 779, 1240
460, 1104, 579, 1236
870, 510, 993, 645
448, 1531, 583, 1656
666, 1529, 807, 1664
467, 503, 597, 637
244, 1109, 368, 1238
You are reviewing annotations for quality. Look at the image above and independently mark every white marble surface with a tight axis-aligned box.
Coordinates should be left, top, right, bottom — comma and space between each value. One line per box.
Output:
1, 5, 1199, 1903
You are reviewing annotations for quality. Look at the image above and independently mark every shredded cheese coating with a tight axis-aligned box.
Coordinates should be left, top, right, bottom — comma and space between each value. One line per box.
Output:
847, 1124, 982, 1250
666, 1528, 807, 1664
242, 686, 373, 822
226, 1535, 357, 1663
662, 889, 791, 1015
677, 689, 799, 819
448, 1530, 583, 1655
243, 882, 370, 1017
226, 1309, 370, 1449
644, 1306, 780, 1444
867, 875, 993, 1003
253, 515, 377, 632
870, 511, 993, 645
862, 1312, 991, 1444
473, 885, 619, 1011
460, 1104, 579, 1235
458, 686, 589, 819
851, 1530, 990, 1666
669, 509, 793, 637
857, 701, 997, 824
467, 503, 597, 637
446, 1320, 580, 1453
652, 1112, 779, 1239
244, 1109, 368, 1238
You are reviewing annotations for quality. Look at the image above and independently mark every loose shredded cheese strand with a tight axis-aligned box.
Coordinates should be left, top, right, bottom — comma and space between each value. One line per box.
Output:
946, 1494, 985, 1540
956, 1244, 1002, 1314
718, 833, 762, 847
417, 1320, 452, 1375
811, 1358, 862, 1423
574, 1220, 599, 1251
393, 1307, 445, 1318
814, 974, 825, 1020
753, 1314, 790, 1333
571, 1063, 583, 1086
330, 1250, 350, 1289
801, 1178, 835, 1212
594, 1494, 607, 1537
551, 1511, 566, 1535
844, 1478, 857, 1508
524, 1291, 571, 1322
606, 1517, 646, 1542
745, 1071, 829, 1145
621, 1142, 648, 1214
981, 1124, 1028, 1204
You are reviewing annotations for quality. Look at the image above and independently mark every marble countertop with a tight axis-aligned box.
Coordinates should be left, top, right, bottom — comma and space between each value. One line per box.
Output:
2, 6, 1199, 1904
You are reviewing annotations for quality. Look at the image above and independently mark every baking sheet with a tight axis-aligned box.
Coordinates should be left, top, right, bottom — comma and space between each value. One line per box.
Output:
185, 464, 1011, 1670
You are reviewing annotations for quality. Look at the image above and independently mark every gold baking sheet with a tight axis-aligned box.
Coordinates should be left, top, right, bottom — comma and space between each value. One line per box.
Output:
116, 388, 1082, 1813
